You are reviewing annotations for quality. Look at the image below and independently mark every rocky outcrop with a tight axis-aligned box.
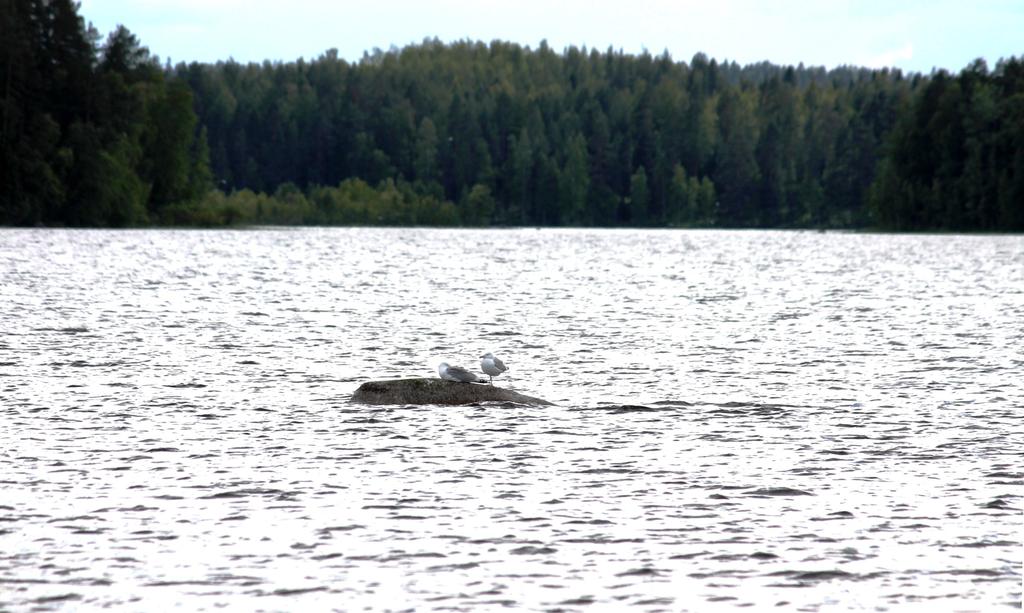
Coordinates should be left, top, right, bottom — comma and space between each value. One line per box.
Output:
351, 378, 553, 406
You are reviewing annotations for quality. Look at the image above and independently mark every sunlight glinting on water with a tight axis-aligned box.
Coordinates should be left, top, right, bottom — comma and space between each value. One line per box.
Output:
0, 227, 1021, 611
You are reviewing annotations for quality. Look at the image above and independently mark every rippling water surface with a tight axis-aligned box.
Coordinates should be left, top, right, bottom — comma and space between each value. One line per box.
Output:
1, 227, 1021, 611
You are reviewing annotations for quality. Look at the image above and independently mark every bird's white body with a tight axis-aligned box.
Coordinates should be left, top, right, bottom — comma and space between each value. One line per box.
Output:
480, 352, 508, 384
438, 362, 479, 383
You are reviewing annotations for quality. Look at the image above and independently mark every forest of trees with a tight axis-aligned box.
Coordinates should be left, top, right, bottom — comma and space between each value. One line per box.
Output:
0, 0, 210, 226
2, 0, 1022, 230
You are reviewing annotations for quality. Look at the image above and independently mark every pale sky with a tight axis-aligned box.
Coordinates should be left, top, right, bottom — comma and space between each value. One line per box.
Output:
78, 0, 1022, 73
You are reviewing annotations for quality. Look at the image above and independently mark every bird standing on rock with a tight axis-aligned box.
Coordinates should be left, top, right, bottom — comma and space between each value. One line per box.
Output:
480, 352, 508, 385
438, 362, 480, 383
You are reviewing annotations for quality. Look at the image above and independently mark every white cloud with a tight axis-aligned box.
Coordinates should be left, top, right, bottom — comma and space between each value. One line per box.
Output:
859, 42, 914, 69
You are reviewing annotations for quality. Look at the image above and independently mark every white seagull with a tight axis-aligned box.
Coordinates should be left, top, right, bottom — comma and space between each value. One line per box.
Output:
480, 352, 508, 385
438, 362, 480, 383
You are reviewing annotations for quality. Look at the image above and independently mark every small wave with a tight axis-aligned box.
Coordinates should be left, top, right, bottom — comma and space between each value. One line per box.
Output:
200, 488, 290, 499
785, 570, 858, 582
745, 487, 814, 497
32, 593, 82, 604
269, 587, 329, 597
616, 567, 663, 577
32, 326, 89, 334
510, 545, 557, 555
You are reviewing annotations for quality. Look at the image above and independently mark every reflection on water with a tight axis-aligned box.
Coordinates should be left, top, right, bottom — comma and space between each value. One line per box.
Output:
1, 227, 1021, 611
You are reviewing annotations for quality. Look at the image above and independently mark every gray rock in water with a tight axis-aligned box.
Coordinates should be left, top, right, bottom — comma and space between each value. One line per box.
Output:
351, 378, 553, 406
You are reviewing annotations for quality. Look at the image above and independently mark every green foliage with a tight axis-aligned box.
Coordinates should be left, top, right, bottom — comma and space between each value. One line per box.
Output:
665, 164, 717, 227
162, 178, 459, 226
558, 134, 590, 225
714, 87, 762, 226
67, 130, 149, 226
628, 166, 650, 226
462, 183, 496, 225
0, 0, 210, 226
1, 0, 1020, 231
142, 80, 203, 210
869, 59, 1024, 231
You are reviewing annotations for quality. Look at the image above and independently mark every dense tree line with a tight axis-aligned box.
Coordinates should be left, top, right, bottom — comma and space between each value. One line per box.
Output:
176, 42, 911, 228
870, 60, 1024, 230
2, 1, 1022, 230
0, 0, 210, 226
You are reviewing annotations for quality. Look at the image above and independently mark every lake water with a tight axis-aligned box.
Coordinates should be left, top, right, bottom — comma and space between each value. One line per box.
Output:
1, 227, 1021, 611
